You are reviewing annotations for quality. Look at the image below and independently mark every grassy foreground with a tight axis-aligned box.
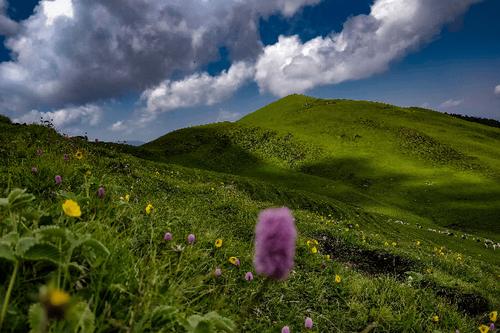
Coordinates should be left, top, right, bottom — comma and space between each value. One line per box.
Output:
0, 97, 499, 332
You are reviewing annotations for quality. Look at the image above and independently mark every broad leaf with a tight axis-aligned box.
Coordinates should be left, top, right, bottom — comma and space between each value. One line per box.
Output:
22, 242, 61, 264
67, 301, 95, 333
16, 237, 38, 256
0, 243, 15, 262
28, 303, 46, 333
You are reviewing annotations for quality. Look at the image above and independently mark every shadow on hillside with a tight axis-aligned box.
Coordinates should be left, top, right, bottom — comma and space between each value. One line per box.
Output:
299, 156, 500, 236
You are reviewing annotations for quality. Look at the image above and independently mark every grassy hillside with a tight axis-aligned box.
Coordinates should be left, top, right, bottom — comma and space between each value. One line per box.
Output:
145, 95, 500, 238
0, 98, 499, 332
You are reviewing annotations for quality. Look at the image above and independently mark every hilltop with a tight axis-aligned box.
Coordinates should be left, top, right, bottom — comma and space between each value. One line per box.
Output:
144, 94, 500, 238
0, 96, 498, 332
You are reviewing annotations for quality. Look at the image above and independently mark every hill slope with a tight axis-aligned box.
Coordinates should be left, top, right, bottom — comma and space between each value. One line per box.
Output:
144, 94, 500, 238
0, 98, 498, 332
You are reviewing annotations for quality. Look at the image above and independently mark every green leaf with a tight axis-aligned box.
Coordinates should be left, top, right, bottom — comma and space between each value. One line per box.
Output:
16, 237, 38, 257
28, 303, 46, 333
67, 301, 95, 333
0, 243, 15, 262
204, 312, 235, 332
76, 238, 110, 264
22, 242, 61, 264
35, 226, 68, 241
8, 188, 35, 210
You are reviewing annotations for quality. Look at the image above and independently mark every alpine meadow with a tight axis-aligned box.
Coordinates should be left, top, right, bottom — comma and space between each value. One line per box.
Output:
1, 0, 500, 332
0, 95, 499, 332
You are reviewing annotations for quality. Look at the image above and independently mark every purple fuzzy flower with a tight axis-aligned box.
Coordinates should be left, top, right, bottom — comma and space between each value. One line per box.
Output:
187, 233, 196, 244
31, 166, 38, 174
305, 317, 313, 329
63, 154, 69, 161
164, 232, 173, 241
245, 272, 254, 281
491, 323, 495, 331
55, 175, 62, 185
281, 326, 290, 333
214, 267, 222, 277
97, 186, 105, 199
253, 207, 297, 280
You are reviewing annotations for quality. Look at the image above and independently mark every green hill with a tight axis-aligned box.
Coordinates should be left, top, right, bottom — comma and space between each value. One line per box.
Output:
144, 94, 500, 238
0, 96, 499, 332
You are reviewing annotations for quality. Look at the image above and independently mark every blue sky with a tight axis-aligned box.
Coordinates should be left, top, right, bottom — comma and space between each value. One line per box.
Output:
0, 0, 499, 143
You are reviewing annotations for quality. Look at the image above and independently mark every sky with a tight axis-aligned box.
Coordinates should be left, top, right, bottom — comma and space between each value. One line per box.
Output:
0, 0, 499, 143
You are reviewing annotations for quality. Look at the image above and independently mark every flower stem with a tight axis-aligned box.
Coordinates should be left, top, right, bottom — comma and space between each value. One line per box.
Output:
0, 261, 19, 331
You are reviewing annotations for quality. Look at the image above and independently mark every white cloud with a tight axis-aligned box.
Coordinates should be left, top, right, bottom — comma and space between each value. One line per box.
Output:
495, 85, 500, 96
43, 0, 74, 25
141, 61, 254, 115
0, 0, 317, 113
0, 0, 19, 35
255, 0, 482, 96
13, 104, 102, 129
439, 99, 463, 109
217, 110, 242, 122
110, 120, 127, 132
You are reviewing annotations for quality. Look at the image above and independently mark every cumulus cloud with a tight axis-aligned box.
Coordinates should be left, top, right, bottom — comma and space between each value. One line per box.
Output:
0, 0, 19, 36
495, 85, 500, 96
141, 61, 254, 115
217, 110, 242, 122
13, 104, 102, 130
439, 99, 463, 109
255, 0, 482, 96
0, 0, 317, 113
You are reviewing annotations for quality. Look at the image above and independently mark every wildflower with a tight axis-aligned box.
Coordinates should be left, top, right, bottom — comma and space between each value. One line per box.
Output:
55, 175, 62, 185
41, 287, 71, 319
416, 240, 421, 246
187, 233, 196, 244
164, 232, 173, 241
31, 166, 38, 174
97, 186, 105, 199
229, 256, 240, 266
281, 326, 290, 333
245, 272, 254, 281
490, 323, 495, 331
214, 267, 222, 277
384, 241, 389, 246
426, 268, 433, 274
145, 203, 153, 215
75, 150, 84, 160
254, 207, 297, 280
36, 149, 43, 156
215, 239, 223, 248
391, 242, 397, 247
491, 311, 498, 322
432, 315, 439, 322
310, 246, 318, 254
325, 254, 331, 260
62, 199, 81, 217
120, 194, 130, 202
479, 324, 489, 333
63, 153, 69, 161
335, 274, 341, 283
305, 317, 313, 329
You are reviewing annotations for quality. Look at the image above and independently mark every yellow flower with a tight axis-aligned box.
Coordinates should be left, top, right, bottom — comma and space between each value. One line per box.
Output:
306, 240, 312, 247
391, 242, 397, 247
215, 239, 223, 248
313, 239, 318, 245
120, 194, 130, 202
426, 268, 433, 274
228, 256, 240, 266
75, 150, 84, 160
62, 199, 81, 217
49, 289, 70, 307
310, 246, 318, 254
479, 325, 490, 333
490, 311, 497, 322
145, 203, 153, 215
416, 240, 421, 246
384, 241, 389, 246
335, 275, 341, 283
432, 315, 439, 322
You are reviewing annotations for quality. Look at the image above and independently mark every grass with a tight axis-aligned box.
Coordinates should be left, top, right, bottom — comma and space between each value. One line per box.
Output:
0, 95, 499, 332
